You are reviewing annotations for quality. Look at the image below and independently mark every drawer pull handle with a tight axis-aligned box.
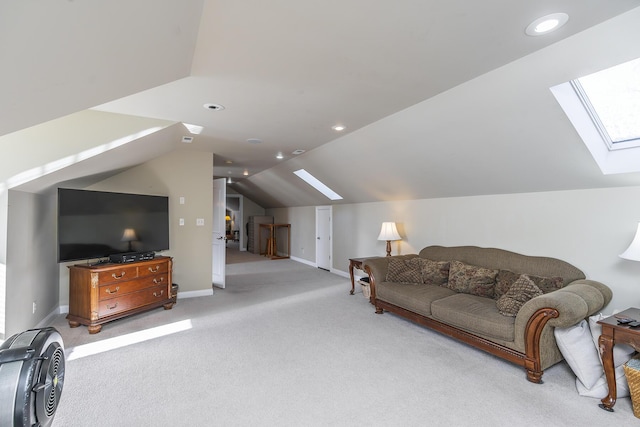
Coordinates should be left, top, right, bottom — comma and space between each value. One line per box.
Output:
106, 302, 118, 310
153, 290, 164, 298
149, 266, 160, 273
112, 272, 126, 280
105, 286, 120, 294
153, 277, 165, 284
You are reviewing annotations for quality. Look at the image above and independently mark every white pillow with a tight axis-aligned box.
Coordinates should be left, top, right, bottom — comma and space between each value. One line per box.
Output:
576, 365, 630, 398
554, 320, 603, 389
588, 313, 636, 367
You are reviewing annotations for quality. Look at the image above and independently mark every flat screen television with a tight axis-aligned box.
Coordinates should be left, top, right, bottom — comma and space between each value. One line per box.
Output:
57, 188, 170, 263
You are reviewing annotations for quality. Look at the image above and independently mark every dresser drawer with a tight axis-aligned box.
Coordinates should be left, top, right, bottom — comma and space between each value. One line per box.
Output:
97, 265, 139, 284
98, 285, 169, 317
138, 261, 169, 277
98, 274, 170, 301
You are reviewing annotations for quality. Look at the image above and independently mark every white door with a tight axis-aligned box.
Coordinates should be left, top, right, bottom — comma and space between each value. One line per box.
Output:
212, 178, 226, 288
316, 206, 331, 270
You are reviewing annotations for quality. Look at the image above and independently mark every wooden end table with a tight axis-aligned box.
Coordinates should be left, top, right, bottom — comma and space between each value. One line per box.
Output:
597, 307, 640, 412
349, 257, 379, 295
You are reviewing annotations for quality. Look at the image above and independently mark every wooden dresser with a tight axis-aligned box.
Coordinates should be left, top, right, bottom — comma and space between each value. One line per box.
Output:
67, 256, 174, 334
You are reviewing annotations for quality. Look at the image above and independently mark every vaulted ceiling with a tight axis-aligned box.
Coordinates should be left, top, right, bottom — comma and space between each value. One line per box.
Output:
2, 1, 640, 208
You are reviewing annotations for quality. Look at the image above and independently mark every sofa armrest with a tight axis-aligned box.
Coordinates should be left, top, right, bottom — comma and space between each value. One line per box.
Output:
514, 279, 612, 347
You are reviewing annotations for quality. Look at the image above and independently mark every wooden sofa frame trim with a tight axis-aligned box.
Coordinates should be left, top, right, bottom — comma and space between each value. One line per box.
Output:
365, 266, 559, 383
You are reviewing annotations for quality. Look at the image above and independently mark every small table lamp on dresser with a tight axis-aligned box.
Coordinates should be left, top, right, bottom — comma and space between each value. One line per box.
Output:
378, 221, 401, 257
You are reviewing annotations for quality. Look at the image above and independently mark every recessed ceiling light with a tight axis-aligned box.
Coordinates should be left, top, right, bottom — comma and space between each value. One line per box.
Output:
243, 170, 249, 176
203, 103, 225, 111
276, 152, 284, 159
292, 149, 306, 155
225, 160, 233, 164
181, 136, 193, 143
525, 13, 568, 36
247, 138, 262, 144
332, 125, 346, 131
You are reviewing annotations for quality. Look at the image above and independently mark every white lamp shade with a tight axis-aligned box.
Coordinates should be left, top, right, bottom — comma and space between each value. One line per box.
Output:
620, 222, 640, 261
377, 222, 401, 241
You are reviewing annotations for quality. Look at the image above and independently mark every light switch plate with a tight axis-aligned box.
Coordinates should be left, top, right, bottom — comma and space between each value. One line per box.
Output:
196, 218, 204, 226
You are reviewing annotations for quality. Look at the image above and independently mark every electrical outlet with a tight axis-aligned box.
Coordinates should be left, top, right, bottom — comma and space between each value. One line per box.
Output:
196, 218, 204, 226
179, 196, 185, 205
179, 218, 184, 226
32, 302, 37, 314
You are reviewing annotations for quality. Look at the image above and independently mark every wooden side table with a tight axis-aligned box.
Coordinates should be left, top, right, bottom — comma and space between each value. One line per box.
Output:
597, 307, 640, 411
349, 257, 380, 295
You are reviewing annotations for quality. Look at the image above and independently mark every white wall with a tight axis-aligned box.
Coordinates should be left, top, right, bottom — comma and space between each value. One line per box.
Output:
273, 186, 640, 312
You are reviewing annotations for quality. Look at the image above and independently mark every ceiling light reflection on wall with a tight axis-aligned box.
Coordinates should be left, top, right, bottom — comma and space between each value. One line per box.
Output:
183, 123, 204, 134
243, 170, 249, 176
525, 13, 568, 36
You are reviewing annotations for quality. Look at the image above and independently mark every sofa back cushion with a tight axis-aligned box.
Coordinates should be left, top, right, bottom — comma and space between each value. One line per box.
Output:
446, 260, 498, 298
418, 245, 585, 286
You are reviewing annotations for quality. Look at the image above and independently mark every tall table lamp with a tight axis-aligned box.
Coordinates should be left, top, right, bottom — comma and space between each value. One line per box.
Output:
620, 222, 640, 261
378, 222, 401, 257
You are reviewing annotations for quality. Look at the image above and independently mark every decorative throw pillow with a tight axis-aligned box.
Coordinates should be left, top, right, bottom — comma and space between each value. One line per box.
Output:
554, 319, 604, 389
446, 260, 497, 298
421, 259, 450, 286
385, 257, 423, 283
496, 274, 543, 316
495, 269, 563, 300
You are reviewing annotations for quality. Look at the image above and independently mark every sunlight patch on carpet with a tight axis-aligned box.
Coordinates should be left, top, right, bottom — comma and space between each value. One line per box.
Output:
66, 319, 192, 360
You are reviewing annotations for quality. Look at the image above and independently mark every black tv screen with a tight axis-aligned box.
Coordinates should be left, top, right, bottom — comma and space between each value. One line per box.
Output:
57, 188, 170, 262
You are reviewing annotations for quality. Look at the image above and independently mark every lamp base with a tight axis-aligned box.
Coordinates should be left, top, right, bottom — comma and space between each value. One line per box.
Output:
385, 240, 392, 257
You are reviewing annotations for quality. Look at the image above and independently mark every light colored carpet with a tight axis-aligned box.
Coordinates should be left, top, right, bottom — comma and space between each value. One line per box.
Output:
49, 259, 634, 426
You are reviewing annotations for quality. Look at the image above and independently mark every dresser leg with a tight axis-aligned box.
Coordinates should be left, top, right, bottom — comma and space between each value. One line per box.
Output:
87, 324, 102, 334
68, 320, 80, 328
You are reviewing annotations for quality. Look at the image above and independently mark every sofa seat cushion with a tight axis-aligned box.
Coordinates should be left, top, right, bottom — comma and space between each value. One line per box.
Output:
376, 282, 456, 317
431, 293, 515, 342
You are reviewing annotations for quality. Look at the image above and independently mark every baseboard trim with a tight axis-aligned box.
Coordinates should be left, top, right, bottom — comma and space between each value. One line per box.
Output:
179, 288, 214, 299
290, 256, 316, 268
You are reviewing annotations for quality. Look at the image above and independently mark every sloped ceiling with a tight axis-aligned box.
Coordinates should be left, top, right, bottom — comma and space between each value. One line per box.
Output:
2, 1, 640, 207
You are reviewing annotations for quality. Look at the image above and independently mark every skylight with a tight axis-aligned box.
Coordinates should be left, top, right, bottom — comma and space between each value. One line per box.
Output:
550, 56, 640, 175
572, 57, 640, 149
294, 169, 343, 200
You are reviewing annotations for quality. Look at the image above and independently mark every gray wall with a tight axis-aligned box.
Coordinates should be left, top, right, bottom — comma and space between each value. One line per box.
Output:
58, 149, 214, 305
268, 205, 317, 263
269, 186, 640, 312
5, 190, 58, 337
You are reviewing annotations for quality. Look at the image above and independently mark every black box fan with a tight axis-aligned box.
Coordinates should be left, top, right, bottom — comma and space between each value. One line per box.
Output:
0, 327, 65, 427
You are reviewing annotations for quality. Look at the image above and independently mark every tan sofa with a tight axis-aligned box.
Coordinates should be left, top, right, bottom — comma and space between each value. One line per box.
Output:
363, 246, 612, 383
